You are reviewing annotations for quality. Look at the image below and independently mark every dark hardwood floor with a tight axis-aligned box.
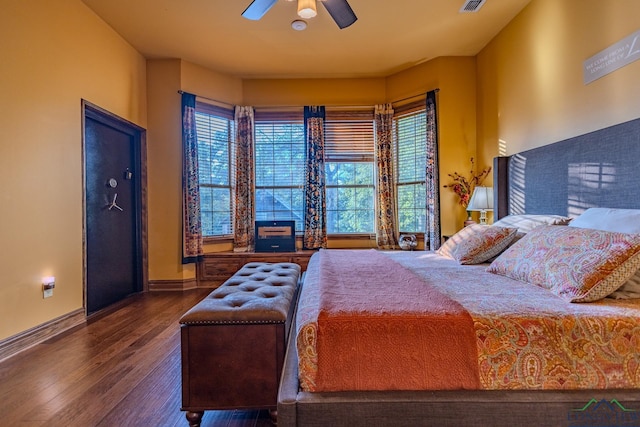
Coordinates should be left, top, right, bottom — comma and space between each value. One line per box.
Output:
0, 289, 274, 427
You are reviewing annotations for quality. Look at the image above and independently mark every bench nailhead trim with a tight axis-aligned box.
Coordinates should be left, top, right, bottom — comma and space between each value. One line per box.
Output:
179, 262, 300, 325
183, 320, 285, 325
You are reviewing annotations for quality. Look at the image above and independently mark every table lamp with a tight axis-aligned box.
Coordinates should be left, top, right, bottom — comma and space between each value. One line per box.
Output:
467, 186, 493, 224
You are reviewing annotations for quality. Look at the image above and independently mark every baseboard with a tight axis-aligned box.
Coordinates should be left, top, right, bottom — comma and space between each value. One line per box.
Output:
0, 308, 86, 363
148, 278, 199, 291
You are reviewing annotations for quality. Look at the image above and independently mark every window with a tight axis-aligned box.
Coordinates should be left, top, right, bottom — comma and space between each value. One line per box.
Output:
195, 102, 234, 237
195, 103, 427, 239
394, 103, 427, 233
254, 112, 305, 232
324, 111, 375, 234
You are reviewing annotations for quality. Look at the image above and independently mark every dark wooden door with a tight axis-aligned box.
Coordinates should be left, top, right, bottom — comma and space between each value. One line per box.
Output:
84, 104, 144, 315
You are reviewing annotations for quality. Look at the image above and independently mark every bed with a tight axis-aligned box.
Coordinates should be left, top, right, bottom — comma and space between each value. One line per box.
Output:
277, 117, 640, 427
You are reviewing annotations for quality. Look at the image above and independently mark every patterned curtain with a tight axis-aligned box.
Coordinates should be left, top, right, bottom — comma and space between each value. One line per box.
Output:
233, 106, 255, 252
374, 103, 399, 249
425, 90, 442, 250
181, 92, 204, 263
303, 106, 327, 249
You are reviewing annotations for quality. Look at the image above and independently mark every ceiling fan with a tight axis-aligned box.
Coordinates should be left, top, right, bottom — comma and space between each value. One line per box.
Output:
242, 0, 357, 29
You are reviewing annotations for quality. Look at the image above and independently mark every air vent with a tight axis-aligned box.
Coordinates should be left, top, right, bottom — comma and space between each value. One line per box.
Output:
459, 0, 486, 13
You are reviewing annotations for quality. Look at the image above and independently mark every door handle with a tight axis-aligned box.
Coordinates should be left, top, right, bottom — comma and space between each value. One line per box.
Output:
108, 193, 124, 211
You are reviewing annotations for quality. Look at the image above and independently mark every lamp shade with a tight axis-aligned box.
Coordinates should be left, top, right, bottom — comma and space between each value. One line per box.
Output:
467, 186, 494, 211
297, 0, 317, 18
467, 186, 493, 225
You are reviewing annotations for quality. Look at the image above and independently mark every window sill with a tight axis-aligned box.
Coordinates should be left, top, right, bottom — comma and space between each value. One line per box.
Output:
203, 235, 233, 245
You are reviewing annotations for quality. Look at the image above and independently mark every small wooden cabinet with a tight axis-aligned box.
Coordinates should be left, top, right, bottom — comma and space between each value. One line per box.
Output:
196, 250, 315, 287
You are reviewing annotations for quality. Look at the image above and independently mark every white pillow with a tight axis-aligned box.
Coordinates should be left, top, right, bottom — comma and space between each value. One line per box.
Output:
609, 271, 640, 299
493, 214, 572, 234
569, 208, 640, 234
569, 208, 640, 299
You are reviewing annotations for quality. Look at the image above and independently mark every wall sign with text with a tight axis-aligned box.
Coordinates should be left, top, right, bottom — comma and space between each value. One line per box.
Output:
584, 29, 640, 84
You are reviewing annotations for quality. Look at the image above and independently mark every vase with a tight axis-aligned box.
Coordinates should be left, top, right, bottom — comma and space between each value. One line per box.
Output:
398, 234, 417, 251
463, 212, 476, 227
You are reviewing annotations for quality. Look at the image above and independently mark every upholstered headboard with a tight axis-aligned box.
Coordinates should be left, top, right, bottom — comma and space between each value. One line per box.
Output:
494, 117, 640, 220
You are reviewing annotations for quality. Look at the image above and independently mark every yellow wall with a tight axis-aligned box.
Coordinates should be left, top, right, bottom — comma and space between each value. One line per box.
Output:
477, 0, 640, 170
146, 60, 243, 281
387, 57, 478, 234
181, 61, 244, 106
243, 78, 386, 106
146, 59, 187, 281
0, 0, 146, 340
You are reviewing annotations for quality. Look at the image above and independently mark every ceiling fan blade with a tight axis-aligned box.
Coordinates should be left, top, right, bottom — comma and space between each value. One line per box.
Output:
320, 0, 357, 29
241, 0, 278, 20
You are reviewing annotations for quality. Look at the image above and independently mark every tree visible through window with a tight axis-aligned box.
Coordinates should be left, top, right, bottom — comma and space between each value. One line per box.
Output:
326, 162, 374, 233
324, 113, 375, 234
395, 107, 427, 233
254, 119, 305, 232
195, 103, 234, 236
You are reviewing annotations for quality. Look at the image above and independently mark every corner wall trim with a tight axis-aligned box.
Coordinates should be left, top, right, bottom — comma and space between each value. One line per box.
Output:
0, 308, 86, 363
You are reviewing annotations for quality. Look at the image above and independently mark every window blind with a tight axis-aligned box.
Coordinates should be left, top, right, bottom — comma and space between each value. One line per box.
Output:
195, 111, 233, 186
254, 120, 305, 189
254, 117, 305, 232
324, 110, 375, 162
395, 109, 427, 184
394, 106, 427, 233
195, 104, 235, 236
196, 101, 234, 120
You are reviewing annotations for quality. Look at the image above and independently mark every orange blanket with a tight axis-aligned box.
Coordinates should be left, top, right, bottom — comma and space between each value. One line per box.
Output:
314, 249, 480, 391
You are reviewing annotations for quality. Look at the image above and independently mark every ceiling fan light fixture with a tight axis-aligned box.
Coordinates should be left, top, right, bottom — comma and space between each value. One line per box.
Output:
297, 0, 317, 19
241, 0, 356, 29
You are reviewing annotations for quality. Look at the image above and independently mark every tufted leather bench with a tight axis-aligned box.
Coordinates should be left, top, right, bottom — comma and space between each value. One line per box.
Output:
179, 262, 301, 427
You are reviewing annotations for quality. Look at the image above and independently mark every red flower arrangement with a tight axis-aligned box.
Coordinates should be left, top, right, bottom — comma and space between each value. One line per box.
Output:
444, 158, 491, 209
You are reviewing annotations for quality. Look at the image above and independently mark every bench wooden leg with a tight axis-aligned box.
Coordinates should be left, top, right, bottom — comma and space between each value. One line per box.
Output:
185, 410, 204, 427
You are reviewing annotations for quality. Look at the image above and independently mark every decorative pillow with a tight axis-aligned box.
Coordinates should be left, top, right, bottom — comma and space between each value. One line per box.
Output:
569, 208, 640, 299
437, 224, 517, 265
487, 225, 640, 302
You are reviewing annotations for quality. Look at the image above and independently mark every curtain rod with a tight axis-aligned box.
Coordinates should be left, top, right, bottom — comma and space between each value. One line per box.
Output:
253, 104, 373, 111
177, 94, 373, 111
390, 88, 439, 106
178, 90, 235, 109
178, 87, 439, 110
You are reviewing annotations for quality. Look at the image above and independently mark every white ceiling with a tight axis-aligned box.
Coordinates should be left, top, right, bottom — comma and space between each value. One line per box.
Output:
82, 0, 532, 79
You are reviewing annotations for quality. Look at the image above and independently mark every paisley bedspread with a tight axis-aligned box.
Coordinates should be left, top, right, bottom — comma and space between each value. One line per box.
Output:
296, 249, 640, 392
